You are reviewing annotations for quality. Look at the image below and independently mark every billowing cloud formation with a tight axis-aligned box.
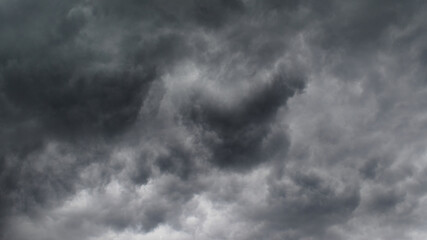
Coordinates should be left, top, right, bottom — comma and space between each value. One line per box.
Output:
1, 0, 427, 240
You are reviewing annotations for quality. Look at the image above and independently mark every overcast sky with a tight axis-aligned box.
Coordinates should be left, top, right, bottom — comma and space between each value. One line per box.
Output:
1, 0, 427, 240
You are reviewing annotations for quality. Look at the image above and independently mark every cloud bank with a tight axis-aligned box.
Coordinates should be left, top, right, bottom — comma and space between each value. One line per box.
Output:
1, 0, 427, 239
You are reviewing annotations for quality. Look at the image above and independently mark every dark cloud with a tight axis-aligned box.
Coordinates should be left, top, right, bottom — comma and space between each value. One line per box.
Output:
0, 0, 160, 233
183, 73, 304, 170
3, 64, 156, 137
258, 174, 360, 239
192, 0, 245, 29
318, 0, 418, 51
2, 0, 427, 240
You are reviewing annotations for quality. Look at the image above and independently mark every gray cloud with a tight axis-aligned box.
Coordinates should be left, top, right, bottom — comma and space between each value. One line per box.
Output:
2, 0, 427, 240
183, 72, 304, 170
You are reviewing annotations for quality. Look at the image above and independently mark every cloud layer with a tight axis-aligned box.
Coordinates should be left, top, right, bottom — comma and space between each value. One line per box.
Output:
1, 0, 427, 239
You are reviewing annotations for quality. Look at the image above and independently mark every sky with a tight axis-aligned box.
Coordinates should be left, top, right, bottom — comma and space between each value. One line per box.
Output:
1, 0, 427, 239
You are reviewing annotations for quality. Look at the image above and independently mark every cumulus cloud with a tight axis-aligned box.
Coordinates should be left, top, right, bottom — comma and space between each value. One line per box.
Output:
1, 0, 427, 240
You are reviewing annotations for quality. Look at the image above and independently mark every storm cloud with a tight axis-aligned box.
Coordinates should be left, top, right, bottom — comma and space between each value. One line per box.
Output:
1, 0, 427, 240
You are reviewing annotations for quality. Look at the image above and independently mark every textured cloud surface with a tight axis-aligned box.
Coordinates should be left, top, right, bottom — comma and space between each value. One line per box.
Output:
1, 1, 427, 239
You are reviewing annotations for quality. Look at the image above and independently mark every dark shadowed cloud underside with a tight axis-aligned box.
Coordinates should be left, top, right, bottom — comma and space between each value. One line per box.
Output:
1, 1, 427, 239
